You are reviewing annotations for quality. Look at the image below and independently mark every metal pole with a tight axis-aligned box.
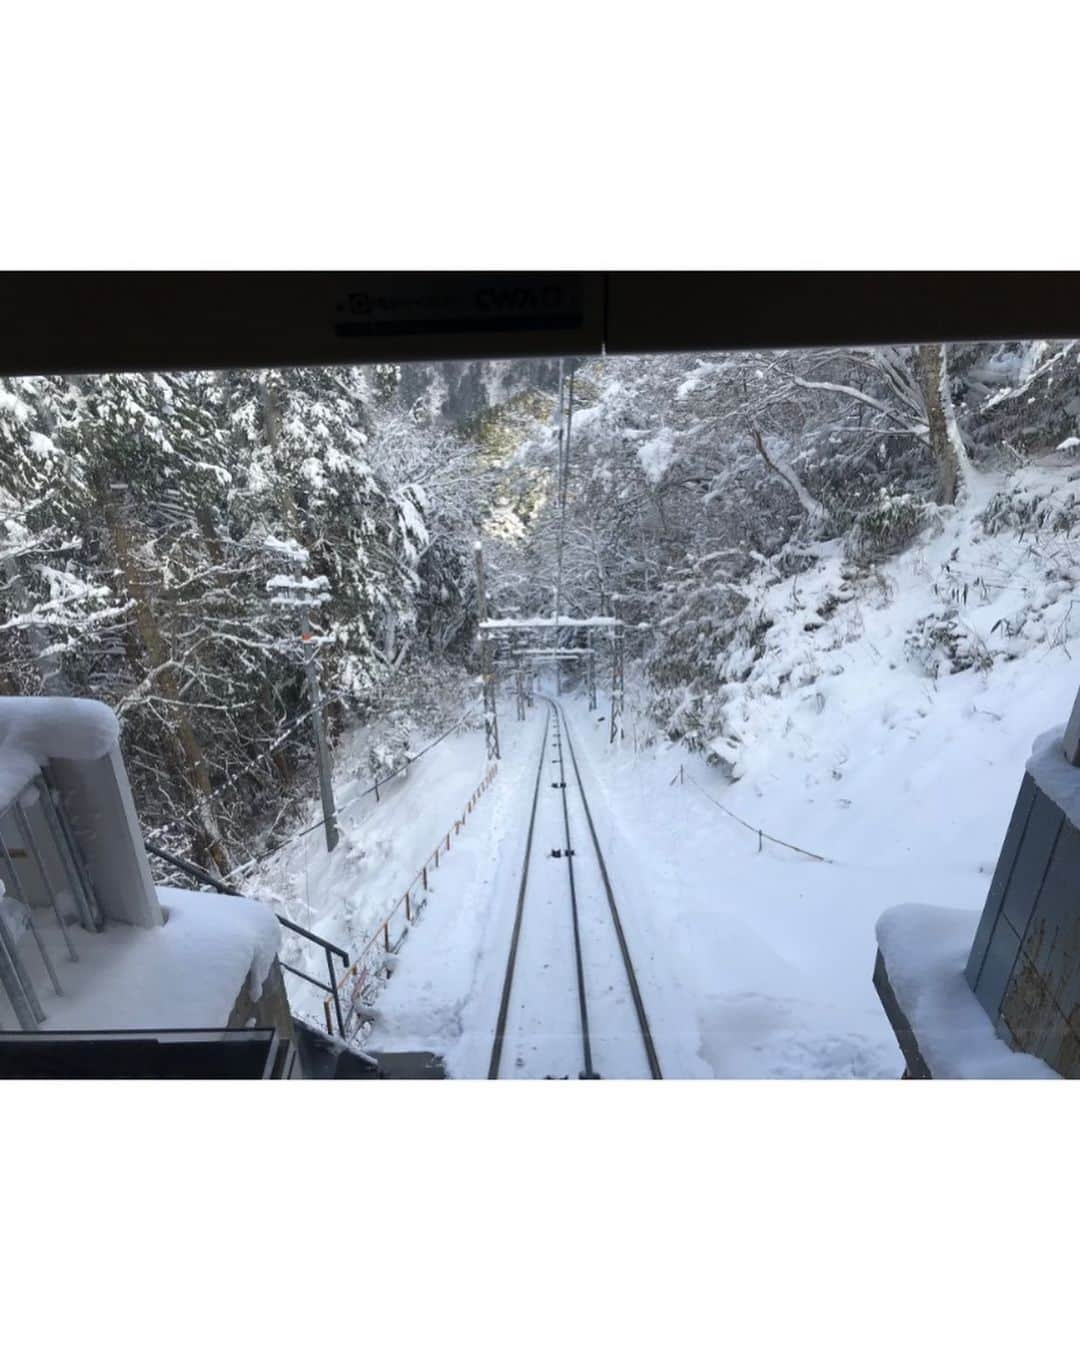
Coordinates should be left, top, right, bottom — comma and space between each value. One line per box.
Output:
610, 617, 625, 745
38, 768, 103, 930
14, 800, 78, 961
515, 664, 526, 721
325, 946, 345, 1037
302, 608, 339, 853
1065, 681, 1080, 764
0, 876, 46, 1025
554, 362, 566, 696
0, 831, 63, 996
475, 542, 500, 760
0, 921, 39, 1029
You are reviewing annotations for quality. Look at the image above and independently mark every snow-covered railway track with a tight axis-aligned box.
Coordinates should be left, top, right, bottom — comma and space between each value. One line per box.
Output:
487, 697, 662, 1079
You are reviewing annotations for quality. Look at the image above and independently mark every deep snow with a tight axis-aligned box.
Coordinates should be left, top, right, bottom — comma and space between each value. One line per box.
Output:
875, 904, 1055, 1079
4, 885, 280, 1031
247, 716, 489, 1026
253, 466, 1080, 1077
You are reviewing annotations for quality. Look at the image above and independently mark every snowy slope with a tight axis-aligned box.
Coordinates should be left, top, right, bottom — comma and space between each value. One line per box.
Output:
246, 717, 489, 1024
591, 465, 1080, 1075
361, 468, 1080, 1077
247, 466, 1080, 1076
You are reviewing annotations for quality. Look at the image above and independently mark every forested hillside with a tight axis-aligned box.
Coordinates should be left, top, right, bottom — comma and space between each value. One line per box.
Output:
498, 341, 1080, 770
2, 339, 1078, 879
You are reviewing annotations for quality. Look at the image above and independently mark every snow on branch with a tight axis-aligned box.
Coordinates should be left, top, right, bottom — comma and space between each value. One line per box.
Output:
791, 375, 922, 435
749, 427, 828, 527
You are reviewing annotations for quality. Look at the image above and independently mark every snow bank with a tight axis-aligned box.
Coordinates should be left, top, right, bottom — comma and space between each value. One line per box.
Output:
0, 696, 119, 809
28, 885, 282, 1032
1025, 724, 1080, 831
875, 904, 1056, 1079
157, 886, 281, 1009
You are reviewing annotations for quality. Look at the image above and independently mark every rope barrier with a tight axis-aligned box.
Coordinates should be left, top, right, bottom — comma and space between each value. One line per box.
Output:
679, 769, 835, 864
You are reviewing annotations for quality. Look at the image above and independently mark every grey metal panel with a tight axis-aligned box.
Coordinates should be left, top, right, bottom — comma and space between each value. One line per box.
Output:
0, 810, 49, 908
1001, 940, 1063, 1060
1065, 687, 1080, 765
963, 771, 1080, 1075
1001, 789, 1063, 937
966, 773, 1037, 987
972, 915, 1021, 1022
1007, 820, 1080, 1070
1023, 821, 1080, 1002
48, 748, 161, 929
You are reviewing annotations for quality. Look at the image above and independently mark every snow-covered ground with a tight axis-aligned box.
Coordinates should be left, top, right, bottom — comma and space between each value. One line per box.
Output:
247, 716, 489, 1025
251, 467, 1080, 1077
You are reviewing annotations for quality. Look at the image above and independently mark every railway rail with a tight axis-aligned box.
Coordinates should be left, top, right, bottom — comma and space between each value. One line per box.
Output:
488, 696, 662, 1079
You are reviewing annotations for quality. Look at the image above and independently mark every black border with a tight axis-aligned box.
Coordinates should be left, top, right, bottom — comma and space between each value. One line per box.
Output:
0, 272, 1077, 376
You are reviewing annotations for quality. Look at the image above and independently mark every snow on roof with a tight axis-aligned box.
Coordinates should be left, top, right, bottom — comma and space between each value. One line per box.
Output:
514, 649, 589, 658
479, 615, 619, 630
0, 696, 120, 811
263, 534, 310, 564
1026, 724, 1080, 830
875, 903, 1057, 1079
26, 886, 282, 1031
266, 573, 330, 591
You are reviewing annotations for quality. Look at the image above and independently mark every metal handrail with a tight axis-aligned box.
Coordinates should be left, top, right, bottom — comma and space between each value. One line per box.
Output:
144, 840, 349, 1037
332, 759, 500, 1038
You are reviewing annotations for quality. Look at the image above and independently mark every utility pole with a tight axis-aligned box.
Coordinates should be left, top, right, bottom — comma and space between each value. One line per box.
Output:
514, 660, 527, 721
475, 540, 500, 760
302, 606, 339, 852
268, 554, 339, 852
610, 604, 625, 745
553, 361, 576, 696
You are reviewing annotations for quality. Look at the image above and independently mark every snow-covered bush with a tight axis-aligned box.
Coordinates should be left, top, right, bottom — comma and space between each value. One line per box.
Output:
643, 575, 750, 751
904, 610, 994, 678
845, 488, 930, 561
368, 725, 412, 780
980, 477, 1080, 538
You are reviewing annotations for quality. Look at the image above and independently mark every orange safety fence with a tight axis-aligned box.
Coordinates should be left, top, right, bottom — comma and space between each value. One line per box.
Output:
325, 760, 500, 1037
